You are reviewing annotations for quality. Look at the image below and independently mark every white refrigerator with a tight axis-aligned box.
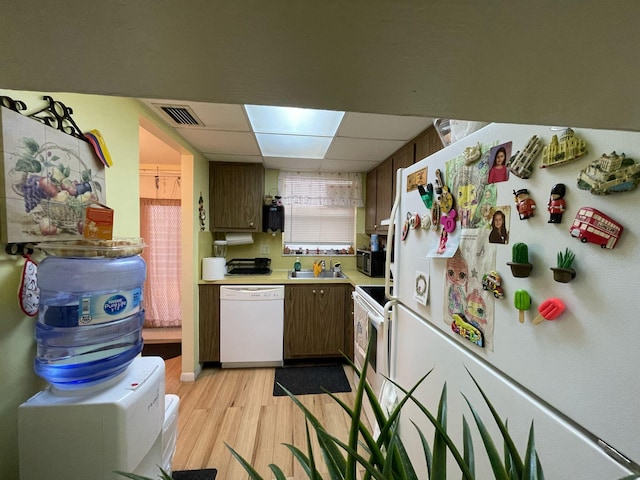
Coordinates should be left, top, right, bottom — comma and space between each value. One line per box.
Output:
388, 123, 640, 478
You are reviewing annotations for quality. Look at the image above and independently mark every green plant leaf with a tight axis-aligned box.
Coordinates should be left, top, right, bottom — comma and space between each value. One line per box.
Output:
226, 442, 267, 479
283, 443, 316, 478
462, 415, 476, 479
464, 368, 524, 476
461, 391, 509, 480
411, 419, 433, 476
388, 377, 475, 480
315, 428, 402, 480
431, 383, 448, 480
315, 428, 347, 480
114, 468, 173, 480
303, 419, 321, 480
502, 421, 518, 480
267, 463, 289, 480
522, 422, 543, 480
389, 426, 420, 480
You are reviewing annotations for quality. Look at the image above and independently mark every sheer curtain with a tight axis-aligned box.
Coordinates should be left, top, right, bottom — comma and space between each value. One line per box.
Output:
278, 171, 363, 207
140, 198, 182, 328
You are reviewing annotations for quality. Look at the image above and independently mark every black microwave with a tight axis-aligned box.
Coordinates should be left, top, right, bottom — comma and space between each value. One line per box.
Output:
356, 249, 385, 277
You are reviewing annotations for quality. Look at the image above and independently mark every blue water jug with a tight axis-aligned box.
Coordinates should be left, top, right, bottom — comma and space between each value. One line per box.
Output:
34, 255, 147, 389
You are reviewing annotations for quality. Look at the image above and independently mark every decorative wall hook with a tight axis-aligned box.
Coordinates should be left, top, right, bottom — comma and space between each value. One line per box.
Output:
27, 96, 89, 142
0, 95, 27, 113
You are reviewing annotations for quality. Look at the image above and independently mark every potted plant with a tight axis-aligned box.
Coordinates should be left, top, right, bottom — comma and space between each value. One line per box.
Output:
225, 342, 548, 480
117, 343, 640, 480
551, 247, 576, 283
508, 242, 533, 277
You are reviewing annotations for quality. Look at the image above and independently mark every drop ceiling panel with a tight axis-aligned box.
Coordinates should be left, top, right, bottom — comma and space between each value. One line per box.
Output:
175, 128, 260, 155
325, 137, 406, 161
337, 113, 433, 140
203, 153, 263, 163
263, 157, 323, 171
142, 99, 250, 131
182, 102, 250, 130
321, 158, 379, 173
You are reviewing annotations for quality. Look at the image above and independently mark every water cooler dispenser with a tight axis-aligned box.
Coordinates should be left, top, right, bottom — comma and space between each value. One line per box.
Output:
18, 240, 179, 480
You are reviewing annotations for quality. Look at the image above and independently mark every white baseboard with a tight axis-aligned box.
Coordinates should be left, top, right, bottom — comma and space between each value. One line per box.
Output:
179, 363, 202, 382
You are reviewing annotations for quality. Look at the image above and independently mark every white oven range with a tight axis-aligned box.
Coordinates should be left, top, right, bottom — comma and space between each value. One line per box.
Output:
352, 285, 394, 429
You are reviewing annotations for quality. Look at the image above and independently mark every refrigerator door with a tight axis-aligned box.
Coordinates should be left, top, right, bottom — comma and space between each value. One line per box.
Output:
392, 304, 633, 478
392, 123, 640, 469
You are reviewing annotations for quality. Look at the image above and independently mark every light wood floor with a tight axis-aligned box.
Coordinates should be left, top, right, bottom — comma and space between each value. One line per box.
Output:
165, 357, 369, 480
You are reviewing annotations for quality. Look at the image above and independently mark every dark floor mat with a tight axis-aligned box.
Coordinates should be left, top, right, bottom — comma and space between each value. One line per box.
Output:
142, 342, 181, 360
273, 364, 352, 396
172, 468, 217, 480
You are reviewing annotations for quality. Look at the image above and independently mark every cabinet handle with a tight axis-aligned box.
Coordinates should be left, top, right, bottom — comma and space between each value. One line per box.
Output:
249, 221, 254, 227
320, 289, 324, 295
312, 289, 316, 294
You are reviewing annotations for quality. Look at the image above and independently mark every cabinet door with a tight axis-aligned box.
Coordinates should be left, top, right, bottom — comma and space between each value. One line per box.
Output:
344, 284, 355, 360
314, 285, 346, 355
365, 169, 378, 234
284, 284, 347, 359
375, 157, 393, 232
198, 284, 220, 362
415, 126, 443, 162
391, 143, 415, 202
210, 162, 264, 232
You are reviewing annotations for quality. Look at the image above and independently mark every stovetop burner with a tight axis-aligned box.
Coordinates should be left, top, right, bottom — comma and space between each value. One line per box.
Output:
357, 285, 392, 309
225, 257, 272, 276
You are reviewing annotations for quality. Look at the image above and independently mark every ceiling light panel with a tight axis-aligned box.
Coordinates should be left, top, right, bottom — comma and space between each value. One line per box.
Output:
245, 105, 345, 136
255, 133, 333, 159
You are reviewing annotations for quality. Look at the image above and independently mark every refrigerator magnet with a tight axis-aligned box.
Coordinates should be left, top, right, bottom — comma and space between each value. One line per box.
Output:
413, 271, 429, 305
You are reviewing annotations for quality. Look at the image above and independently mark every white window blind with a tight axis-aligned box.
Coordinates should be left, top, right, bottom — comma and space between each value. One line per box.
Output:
278, 171, 363, 248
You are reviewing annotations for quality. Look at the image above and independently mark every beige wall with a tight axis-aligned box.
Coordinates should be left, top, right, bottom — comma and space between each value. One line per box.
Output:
0, 89, 208, 478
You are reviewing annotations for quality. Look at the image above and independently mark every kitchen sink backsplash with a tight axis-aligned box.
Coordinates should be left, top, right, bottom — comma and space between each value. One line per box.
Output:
210, 232, 360, 271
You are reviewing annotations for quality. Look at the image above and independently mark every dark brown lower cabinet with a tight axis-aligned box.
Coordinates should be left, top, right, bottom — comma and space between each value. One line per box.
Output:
198, 284, 220, 362
284, 284, 353, 360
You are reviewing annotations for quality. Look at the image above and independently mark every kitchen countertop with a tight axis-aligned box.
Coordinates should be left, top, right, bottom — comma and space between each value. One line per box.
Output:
198, 269, 385, 286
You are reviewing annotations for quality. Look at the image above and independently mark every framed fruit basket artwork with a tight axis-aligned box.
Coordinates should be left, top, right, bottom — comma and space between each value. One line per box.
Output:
0, 106, 106, 243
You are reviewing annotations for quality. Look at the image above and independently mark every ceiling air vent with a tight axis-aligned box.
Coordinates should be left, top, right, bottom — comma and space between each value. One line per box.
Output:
157, 105, 203, 126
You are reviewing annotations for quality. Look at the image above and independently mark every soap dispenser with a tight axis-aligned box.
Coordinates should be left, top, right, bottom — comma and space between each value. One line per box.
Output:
294, 257, 302, 272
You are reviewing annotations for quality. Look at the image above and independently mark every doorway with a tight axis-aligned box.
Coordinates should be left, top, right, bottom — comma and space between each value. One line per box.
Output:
139, 125, 182, 356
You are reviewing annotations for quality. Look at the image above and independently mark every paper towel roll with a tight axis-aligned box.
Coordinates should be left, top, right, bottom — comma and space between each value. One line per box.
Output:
225, 233, 254, 246
202, 257, 226, 280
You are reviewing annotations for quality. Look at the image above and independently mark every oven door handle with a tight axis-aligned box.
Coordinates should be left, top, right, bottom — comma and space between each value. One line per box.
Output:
368, 312, 384, 328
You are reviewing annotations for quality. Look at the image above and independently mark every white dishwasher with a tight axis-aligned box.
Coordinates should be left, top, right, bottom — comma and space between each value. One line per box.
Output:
219, 285, 285, 368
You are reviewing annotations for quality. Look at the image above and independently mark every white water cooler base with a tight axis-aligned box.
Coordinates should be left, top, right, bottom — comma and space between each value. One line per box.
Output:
18, 356, 177, 480
163, 394, 180, 473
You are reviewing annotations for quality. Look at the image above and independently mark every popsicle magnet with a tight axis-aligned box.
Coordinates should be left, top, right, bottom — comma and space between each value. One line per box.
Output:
514, 289, 531, 324
533, 298, 565, 325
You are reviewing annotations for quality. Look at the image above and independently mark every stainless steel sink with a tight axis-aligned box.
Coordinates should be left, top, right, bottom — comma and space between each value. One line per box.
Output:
288, 269, 347, 279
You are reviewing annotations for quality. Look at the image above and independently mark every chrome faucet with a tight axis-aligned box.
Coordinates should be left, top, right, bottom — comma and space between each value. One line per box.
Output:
320, 259, 326, 271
